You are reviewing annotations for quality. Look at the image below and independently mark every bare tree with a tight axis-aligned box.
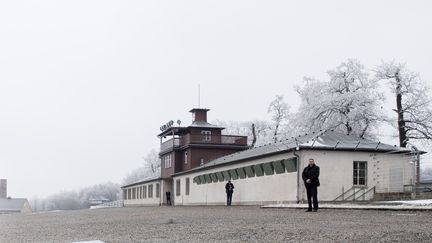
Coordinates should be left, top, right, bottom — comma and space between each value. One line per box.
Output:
376, 61, 432, 147
294, 59, 385, 138
268, 95, 290, 142
122, 149, 160, 185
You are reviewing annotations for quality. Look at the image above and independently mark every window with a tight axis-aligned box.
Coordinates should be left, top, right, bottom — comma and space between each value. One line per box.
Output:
176, 179, 181, 196
156, 183, 160, 198
148, 184, 153, 198
186, 178, 190, 195
132, 188, 136, 200
185, 152, 188, 164
128, 188, 131, 200
139, 186, 142, 199
201, 130, 211, 141
164, 154, 173, 169
353, 161, 367, 186
143, 185, 147, 199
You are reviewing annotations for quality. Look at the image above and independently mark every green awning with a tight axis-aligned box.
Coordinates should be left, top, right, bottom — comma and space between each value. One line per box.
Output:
244, 165, 255, 178
262, 162, 274, 175
272, 160, 285, 174
229, 169, 239, 180
236, 167, 246, 179
283, 158, 298, 172
253, 164, 264, 177
216, 171, 225, 182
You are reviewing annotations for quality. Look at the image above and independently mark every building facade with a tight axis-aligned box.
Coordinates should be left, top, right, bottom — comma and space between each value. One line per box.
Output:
0, 179, 7, 199
122, 108, 420, 206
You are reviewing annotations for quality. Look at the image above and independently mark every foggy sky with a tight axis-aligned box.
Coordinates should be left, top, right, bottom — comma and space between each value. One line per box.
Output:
1, 0, 431, 198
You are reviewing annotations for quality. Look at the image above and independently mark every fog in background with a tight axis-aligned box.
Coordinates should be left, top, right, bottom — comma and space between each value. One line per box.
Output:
1, 0, 431, 198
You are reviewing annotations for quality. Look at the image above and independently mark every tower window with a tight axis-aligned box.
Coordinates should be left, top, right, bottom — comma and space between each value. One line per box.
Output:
201, 131, 211, 141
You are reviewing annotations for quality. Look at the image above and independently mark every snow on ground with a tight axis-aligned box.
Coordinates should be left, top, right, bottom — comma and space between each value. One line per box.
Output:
71, 241, 105, 243
380, 199, 432, 206
262, 201, 432, 210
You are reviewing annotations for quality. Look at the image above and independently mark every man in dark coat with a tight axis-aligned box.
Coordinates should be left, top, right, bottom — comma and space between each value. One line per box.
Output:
225, 180, 234, 206
166, 191, 172, 206
302, 158, 320, 212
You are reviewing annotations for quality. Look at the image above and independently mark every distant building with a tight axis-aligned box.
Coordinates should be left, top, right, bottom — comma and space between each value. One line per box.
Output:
0, 179, 32, 214
89, 197, 111, 206
122, 107, 423, 206
0, 179, 7, 199
0, 199, 32, 214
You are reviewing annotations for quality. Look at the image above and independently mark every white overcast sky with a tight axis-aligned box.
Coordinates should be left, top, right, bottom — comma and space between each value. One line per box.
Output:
1, 1, 431, 198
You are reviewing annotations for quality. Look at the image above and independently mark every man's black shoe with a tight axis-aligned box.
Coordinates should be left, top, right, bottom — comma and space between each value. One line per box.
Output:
305, 209, 312, 212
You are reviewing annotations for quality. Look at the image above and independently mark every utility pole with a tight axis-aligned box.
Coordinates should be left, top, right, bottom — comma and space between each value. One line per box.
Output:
412, 146, 421, 195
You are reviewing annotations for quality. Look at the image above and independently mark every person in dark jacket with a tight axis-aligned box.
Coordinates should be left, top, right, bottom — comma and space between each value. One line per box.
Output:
225, 181, 234, 206
302, 158, 320, 212
166, 191, 172, 206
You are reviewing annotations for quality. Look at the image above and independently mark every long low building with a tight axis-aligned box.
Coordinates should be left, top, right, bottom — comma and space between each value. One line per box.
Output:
122, 108, 422, 206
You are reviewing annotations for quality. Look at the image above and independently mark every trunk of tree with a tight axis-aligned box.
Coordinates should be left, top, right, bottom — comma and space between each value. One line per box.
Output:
395, 74, 408, 147
251, 123, 257, 147
273, 123, 279, 142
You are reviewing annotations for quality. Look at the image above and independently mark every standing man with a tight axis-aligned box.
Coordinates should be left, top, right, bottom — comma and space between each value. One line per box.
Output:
166, 191, 172, 206
225, 180, 234, 206
302, 158, 320, 212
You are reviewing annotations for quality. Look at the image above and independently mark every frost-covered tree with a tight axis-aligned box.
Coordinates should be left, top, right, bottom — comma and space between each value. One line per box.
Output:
30, 182, 121, 211
294, 59, 385, 138
268, 95, 290, 142
376, 61, 432, 147
122, 149, 160, 185
214, 120, 273, 147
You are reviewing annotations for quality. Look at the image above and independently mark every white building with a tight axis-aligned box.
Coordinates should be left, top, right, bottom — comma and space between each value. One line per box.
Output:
121, 109, 421, 206
171, 131, 419, 205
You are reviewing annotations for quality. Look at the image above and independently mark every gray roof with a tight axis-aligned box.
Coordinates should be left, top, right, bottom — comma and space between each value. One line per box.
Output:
121, 175, 161, 189
174, 130, 421, 176
0, 198, 28, 212
188, 120, 223, 129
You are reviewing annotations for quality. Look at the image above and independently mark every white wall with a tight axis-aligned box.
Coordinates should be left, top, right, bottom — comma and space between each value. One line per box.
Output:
123, 180, 162, 206
298, 150, 414, 201
173, 152, 299, 206
123, 150, 413, 206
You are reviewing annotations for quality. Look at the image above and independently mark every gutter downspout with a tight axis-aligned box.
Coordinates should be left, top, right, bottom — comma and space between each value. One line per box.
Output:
293, 149, 301, 204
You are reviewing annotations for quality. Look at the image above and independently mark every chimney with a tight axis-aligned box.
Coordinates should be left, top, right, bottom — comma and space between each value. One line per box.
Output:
0, 179, 6, 199
189, 108, 210, 123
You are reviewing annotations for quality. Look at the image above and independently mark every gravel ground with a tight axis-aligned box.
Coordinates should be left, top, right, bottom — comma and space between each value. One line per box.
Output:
1, 206, 432, 243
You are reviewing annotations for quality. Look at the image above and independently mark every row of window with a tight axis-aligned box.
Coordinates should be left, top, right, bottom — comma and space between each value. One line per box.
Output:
124, 183, 160, 200
164, 152, 207, 168
193, 158, 298, 185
